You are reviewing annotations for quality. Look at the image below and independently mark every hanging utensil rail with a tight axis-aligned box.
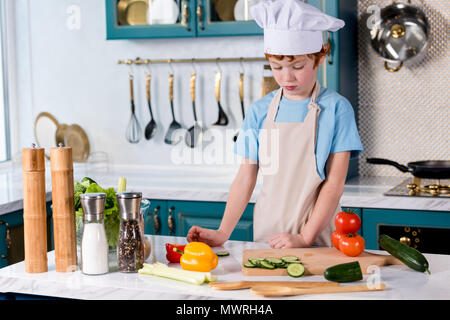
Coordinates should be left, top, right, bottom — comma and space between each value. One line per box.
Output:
117, 57, 266, 66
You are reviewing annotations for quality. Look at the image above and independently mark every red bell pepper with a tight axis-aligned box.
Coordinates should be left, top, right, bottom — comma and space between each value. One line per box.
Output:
165, 243, 186, 263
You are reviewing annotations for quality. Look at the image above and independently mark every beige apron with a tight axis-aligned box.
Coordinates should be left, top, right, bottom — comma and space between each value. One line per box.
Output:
254, 82, 341, 247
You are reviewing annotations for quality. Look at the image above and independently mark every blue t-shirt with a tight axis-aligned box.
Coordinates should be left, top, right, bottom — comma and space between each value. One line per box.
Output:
234, 87, 363, 180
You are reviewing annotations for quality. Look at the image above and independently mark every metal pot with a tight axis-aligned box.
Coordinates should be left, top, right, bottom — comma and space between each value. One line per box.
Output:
370, 0, 429, 72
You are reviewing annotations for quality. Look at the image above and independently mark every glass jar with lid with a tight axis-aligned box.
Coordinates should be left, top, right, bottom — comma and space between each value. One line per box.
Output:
116, 192, 144, 273
80, 193, 109, 275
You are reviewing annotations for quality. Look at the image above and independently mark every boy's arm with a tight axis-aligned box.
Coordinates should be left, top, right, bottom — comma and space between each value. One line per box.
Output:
299, 151, 350, 246
219, 158, 259, 238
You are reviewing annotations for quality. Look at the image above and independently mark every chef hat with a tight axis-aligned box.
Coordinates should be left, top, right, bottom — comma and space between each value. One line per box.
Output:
250, 0, 345, 55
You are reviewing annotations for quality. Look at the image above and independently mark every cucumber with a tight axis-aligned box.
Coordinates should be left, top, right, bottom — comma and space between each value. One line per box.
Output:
287, 263, 305, 278
265, 257, 283, 265
379, 234, 430, 274
281, 256, 299, 263
248, 258, 263, 267
260, 261, 275, 269
323, 261, 363, 283
216, 251, 230, 257
243, 262, 256, 268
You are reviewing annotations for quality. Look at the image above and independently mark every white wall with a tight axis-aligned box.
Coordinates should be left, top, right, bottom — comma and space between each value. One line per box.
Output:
9, 0, 266, 170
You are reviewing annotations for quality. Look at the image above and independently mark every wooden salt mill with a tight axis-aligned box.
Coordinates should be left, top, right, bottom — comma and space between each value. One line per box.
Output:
50, 144, 77, 272
22, 144, 48, 273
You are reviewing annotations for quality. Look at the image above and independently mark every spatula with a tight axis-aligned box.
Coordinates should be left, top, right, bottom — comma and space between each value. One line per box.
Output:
233, 72, 245, 142
251, 283, 386, 297
212, 71, 229, 126
185, 72, 203, 148
209, 281, 340, 291
144, 73, 157, 140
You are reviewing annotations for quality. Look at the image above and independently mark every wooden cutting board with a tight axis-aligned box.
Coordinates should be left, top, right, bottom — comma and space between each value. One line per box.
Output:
242, 248, 403, 276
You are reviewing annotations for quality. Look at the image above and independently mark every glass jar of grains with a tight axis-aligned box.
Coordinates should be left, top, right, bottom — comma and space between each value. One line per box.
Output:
116, 192, 144, 273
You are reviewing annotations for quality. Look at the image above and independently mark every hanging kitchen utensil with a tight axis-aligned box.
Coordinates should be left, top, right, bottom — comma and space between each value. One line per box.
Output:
144, 73, 157, 140
125, 72, 142, 144
233, 72, 245, 142
164, 72, 183, 145
261, 64, 279, 97
64, 124, 90, 162
369, 0, 429, 72
212, 71, 229, 126
366, 158, 450, 180
185, 72, 203, 148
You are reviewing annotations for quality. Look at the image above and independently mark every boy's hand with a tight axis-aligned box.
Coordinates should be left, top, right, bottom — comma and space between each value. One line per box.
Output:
269, 233, 310, 249
186, 226, 228, 247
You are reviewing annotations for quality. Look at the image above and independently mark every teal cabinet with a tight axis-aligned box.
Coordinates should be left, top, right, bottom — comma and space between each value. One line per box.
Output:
142, 199, 254, 241
0, 204, 54, 269
105, 0, 263, 40
170, 200, 253, 241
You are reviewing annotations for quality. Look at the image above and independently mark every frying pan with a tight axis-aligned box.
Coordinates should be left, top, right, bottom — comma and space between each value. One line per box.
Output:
366, 158, 450, 179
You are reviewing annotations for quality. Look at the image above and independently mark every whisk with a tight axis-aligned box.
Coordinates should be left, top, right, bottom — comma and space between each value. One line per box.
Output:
126, 72, 142, 144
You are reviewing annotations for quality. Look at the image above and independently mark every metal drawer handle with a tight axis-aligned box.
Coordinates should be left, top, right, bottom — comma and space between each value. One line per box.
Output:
168, 206, 176, 235
181, 0, 190, 31
153, 206, 161, 234
197, 3, 204, 30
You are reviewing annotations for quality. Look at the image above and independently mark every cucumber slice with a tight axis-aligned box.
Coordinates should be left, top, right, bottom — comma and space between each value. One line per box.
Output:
265, 257, 283, 265
260, 261, 275, 269
287, 263, 305, 278
248, 258, 262, 267
243, 262, 256, 268
216, 251, 230, 257
281, 256, 300, 263
287, 261, 303, 264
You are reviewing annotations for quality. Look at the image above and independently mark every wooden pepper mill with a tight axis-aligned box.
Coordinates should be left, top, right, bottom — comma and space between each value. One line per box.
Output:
22, 144, 48, 273
50, 144, 77, 272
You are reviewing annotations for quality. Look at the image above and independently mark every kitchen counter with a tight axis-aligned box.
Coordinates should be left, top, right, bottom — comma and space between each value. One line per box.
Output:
1, 163, 449, 215
0, 235, 449, 300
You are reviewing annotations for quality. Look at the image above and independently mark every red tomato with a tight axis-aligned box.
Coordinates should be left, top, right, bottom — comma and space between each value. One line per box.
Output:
331, 230, 345, 250
334, 211, 361, 234
339, 234, 365, 257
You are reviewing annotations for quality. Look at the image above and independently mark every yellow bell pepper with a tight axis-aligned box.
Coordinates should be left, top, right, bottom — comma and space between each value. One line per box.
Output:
176, 242, 218, 272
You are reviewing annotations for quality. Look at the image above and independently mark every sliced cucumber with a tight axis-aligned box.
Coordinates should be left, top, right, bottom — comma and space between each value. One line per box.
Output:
281, 256, 300, 263
243, 262, 256, 268
265, 257, 283, 265
287, 261, 303, 264
287, 263, 305, 278
216, 251, 230, 257
248, 258, 263, 267
260, 261, 275, 269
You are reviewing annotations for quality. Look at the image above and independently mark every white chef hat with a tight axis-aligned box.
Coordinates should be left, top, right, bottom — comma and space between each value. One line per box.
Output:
250, 0, 345, 55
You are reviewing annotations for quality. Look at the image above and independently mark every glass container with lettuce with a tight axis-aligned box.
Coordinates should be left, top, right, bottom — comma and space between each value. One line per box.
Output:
74, 176, 127, 249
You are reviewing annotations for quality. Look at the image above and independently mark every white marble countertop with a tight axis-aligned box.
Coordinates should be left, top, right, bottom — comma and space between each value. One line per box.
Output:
1, 163, 449, 215
0, 235, 449, 300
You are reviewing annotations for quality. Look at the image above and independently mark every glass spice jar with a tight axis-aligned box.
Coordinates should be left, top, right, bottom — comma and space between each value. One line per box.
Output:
116, 192, 144, 273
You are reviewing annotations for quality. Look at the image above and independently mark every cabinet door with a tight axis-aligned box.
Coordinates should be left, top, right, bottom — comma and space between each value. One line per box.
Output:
362, 208, 450, 253
143, 199, 168, 236
169, 200, 254, 241
196, 0, 262, 37
106, 0, 197, 39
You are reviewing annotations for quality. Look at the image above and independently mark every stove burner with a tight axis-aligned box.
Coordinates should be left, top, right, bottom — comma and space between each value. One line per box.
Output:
406, 183, 450, 196
385, 178, 450, 198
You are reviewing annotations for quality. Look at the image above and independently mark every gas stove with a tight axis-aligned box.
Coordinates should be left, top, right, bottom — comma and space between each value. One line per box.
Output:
384, 177, 450, 198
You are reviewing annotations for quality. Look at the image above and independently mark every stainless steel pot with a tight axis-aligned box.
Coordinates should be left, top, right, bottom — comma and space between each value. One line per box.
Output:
370, 0, 429, 72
